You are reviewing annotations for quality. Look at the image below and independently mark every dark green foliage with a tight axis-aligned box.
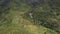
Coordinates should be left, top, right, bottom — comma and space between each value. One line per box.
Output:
0, 0, 60, 34
23, 0, 60, 33
0, 0, 12, 26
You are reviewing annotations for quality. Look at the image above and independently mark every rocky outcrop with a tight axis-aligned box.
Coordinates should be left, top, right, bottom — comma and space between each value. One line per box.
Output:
25, 0, 44, 7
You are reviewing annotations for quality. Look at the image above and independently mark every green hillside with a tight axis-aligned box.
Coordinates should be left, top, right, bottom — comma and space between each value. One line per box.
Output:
0, 0, 60, 34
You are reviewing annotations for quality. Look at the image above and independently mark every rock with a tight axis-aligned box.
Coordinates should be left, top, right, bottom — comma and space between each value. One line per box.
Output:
25, 0, 44, 7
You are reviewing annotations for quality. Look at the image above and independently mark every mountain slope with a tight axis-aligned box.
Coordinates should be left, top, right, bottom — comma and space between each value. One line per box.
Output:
0, 0, 60, 34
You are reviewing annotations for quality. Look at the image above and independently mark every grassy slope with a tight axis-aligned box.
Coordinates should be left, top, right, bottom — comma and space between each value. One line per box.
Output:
0, 1, 59, 34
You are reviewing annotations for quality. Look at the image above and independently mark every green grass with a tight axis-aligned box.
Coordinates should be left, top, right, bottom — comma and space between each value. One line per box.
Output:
0, 0, 60, 34
0, 10, 58, 34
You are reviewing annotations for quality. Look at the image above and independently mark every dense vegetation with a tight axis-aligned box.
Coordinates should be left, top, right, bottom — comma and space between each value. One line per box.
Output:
0, 0, 60, 34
